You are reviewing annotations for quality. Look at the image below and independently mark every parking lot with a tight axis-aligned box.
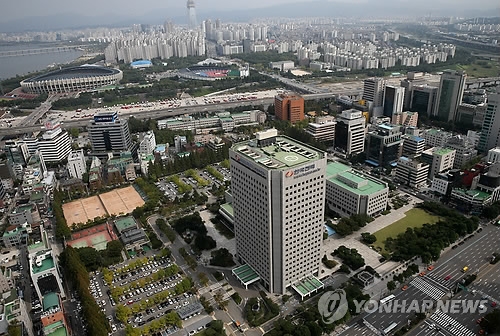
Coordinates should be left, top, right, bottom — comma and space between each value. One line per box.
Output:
87, 255, 209, 335
155, 165, 230, 201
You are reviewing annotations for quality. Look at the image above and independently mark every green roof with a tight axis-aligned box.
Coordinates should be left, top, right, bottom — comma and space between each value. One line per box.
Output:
3, 226, 25, 238
291, 275, 324, 297
32, 252, 55, 274
30, 191, 45, 202
326, 162, 387, 195
232, 264, 260, 285
44, 321, 68, 336
114, 216, 137, 234
326, 162, 351, 176
435, 148, 455, 155
12, 203, 33, 214
220, 203, 234, 217
28, 240, 45, 251
43, 292, 60, 311
453, 189, 491, 200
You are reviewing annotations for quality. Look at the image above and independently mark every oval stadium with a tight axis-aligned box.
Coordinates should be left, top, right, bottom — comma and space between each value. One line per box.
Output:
20, 65, 123, 94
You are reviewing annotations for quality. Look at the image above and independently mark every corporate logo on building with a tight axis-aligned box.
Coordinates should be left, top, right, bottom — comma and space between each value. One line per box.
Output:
286, 163, 319, 179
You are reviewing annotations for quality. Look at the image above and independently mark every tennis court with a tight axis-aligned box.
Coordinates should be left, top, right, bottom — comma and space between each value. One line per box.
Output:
63, 196, 106, 227
68, 231, 112, 251
63, 186, 145, 227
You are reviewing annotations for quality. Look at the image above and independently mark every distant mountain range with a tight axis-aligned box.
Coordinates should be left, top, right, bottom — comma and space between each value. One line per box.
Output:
0, 1, 498, 32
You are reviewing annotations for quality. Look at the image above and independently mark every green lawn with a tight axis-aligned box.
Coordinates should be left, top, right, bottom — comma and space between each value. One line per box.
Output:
373, 208, 441, 254
451, 59, 500, 78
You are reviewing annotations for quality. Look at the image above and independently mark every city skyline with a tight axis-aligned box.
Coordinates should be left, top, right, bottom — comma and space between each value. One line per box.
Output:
0, 0, 499, 31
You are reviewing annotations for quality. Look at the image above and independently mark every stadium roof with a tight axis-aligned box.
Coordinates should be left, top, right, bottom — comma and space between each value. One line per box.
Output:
23, 65, 120, 82
131, 60, 152, 66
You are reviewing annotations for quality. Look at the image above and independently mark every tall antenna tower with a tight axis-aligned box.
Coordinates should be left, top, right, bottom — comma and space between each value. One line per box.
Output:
187, 0, 197, 29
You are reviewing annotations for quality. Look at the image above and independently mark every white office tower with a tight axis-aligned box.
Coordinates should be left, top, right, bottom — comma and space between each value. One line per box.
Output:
230, 129, 326, 294
487, 148, 500, 164
479, 88, 500, 152
362, 78, 386, 116
36, 118, 72, 164
334, 109, 366, 156
67, 150, 86, 180
383, 85, 405, 117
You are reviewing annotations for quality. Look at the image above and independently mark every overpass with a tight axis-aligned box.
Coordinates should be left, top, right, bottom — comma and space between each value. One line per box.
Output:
0, 93, 340, 137
465, 77, 500, 89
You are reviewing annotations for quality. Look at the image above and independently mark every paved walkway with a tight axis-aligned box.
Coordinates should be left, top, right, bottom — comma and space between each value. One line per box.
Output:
199, 210, 236, 261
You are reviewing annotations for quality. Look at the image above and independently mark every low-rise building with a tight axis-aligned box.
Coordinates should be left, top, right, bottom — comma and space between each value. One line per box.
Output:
402, 135, 425, 158
8, 203, 40, 226
2, 225, 28, 248
395, 156, 429, 189
391, 111, 418, 127
487, 147, 500, 164
422, 128, 452, 148
114, 216, 149, 251
422, 147, 456, 178
325, 162, 388, 217
306, 116, 336, 142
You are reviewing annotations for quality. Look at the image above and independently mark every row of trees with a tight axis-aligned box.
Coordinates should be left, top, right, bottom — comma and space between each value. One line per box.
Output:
156, 218, 176, 242
59, 246, 110, 336
385, 202, 479, 263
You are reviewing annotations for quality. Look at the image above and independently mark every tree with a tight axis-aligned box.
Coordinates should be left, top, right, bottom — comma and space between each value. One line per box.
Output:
210, 248, 235, 267
115, 304, 131, 323
387, 281, 396, 291
361, 232, 377, 244
480, 309, 500, 334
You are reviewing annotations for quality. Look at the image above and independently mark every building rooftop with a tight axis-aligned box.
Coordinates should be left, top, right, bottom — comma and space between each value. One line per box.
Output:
32, 251, 55, 274
326, 162, 387, 195
42, 292, 60, 311
435, 148, 455, 156
114, 216, 137, 234
43, 321, 67, 336
2, 226, 25, 238
233, 135, 323, 170
453, 188, 491, 200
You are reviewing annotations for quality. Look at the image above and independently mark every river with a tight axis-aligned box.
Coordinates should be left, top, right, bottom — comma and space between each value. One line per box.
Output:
0, 43, 84, 80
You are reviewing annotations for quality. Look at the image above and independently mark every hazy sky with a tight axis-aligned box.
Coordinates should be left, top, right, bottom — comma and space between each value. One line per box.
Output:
1, 0, 498, 23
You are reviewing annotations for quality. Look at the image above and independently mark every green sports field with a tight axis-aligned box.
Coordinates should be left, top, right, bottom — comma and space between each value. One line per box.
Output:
373, 208, 441, 254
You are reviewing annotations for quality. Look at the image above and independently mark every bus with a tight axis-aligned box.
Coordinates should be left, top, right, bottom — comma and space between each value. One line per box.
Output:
382, 322, 398, 335
380, 294, 396, 305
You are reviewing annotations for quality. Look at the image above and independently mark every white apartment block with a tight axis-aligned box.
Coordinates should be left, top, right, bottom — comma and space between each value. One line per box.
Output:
325, 162, 388, 217
66, 150, 86, 180
230, 129, 326, 294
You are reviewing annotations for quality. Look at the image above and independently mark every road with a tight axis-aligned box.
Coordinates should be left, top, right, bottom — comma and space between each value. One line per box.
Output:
339, 223, 500, 336
0, 92, 337, 137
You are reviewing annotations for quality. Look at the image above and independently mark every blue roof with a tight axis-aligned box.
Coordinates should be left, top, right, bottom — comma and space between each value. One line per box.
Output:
365, 159, 380, 167
131, 60, 152, 66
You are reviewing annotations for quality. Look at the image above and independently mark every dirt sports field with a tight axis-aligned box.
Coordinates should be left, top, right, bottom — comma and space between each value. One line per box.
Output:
62, 186, 145, 227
